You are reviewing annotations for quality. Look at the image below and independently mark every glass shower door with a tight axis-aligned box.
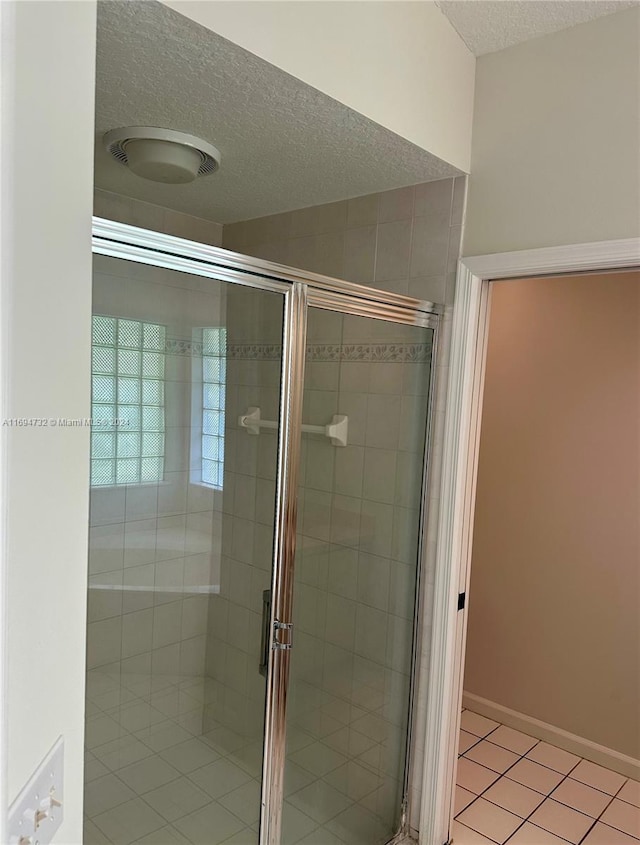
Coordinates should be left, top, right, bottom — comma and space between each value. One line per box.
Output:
84, 255, 285, 845
88, 220, 440, 845
280, 307, 434, 845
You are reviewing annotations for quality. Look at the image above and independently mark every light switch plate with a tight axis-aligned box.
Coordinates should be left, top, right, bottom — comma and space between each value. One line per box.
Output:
8, 736, 64, 845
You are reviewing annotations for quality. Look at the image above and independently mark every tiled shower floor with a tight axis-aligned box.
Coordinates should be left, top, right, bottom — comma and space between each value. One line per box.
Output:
453, 709, 640, 845
84, 670, 396, 845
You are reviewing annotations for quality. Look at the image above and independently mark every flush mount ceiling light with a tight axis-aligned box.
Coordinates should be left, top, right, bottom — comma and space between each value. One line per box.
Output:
104, 126, 221, 184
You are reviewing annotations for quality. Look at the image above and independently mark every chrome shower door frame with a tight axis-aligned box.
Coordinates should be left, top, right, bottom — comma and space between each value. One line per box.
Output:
91, 218, 440, 845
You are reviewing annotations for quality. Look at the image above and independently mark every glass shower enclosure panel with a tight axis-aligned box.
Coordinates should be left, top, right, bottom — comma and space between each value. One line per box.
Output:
280, 308, 433, 844
84, 255, 284, 845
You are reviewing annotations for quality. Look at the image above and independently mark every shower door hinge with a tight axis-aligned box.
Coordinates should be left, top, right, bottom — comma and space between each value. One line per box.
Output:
273, 619, 293, 651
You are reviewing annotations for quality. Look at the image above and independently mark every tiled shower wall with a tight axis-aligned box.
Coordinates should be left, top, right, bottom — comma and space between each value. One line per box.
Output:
94, 188, 224, 246
202, 285, 284, 744
87, 192, 225, 683
223, 177, 465, 305
286, 315, 434, 840
86, 256, 226, 685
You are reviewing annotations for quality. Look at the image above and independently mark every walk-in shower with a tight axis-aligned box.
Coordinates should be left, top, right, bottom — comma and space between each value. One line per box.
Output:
84, 219, 438, 845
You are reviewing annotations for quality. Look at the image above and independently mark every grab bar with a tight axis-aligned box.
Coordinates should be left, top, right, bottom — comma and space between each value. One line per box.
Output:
239, 406, 348, 447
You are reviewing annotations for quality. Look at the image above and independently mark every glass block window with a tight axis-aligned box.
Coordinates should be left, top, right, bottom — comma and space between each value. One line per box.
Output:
192, 327, 226, 489
91, 315, 166, 486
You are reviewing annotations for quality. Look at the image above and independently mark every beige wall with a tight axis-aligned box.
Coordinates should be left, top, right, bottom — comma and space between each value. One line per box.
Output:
464, 6, 640, 255
161, 0, 475, 172
3, 2, 97, 842
464, 272, 640, 758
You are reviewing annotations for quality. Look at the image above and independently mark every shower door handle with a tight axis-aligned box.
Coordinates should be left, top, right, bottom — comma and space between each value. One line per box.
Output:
259, 589, 271, 676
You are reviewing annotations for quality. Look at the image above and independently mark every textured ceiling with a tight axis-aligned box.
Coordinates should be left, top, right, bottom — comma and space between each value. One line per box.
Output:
437, 0, 638, 56
95, 1, 459, 225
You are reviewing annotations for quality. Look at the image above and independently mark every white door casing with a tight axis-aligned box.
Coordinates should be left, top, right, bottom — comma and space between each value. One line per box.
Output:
418, 237, 640, 845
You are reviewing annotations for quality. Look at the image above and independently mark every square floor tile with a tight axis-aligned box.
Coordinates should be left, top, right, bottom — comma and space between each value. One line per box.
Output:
582, 821, 640, 844
231, 741, 264, 778
451, 820, 497, 844
461, 711, 500, 739
117, 756, 181, 794
288, 779, 352, 825
282, 803, 321, 845
488, 726, 538, 757
460, 729, 481, 755
86, 714, 126, 749
455, 785, 477, 816
172, 801, 245, 844
529, 798, 594, 843
159, 737, 221, 773
507, 822, 574, 844
93, 797, 166, 844
323, 760, 380, 802
284, 762, 316, 798
618, 779, 640, 809
142, 775, 212, 822
136, 720, 193, 752
85, 755, 110, 783
600, 797, 640, 838
133, 825, 190, 844
84, 773, 136, 817
324, 802, 390, 845
526, 742, 581, 775
457, 757, 501, 795
551, 777, 614, 818
465, 740, 520, 774
201, 725, 248, 755
117, 701, 166, 733
93, 735, 155, 772
507, 759, 565, 795
218, 779, 262, 826
289, 741, 348, 777
188, 757, 253, 799
483, 777, 545, 818
220, 830, 260, 845
457, 798, 522, 844
297, 828, 346, 844
570, 759, 627, 795
84, 818, 112, 845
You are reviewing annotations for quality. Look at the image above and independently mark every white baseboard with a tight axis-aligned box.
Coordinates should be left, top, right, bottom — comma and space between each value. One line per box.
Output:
463, 691, 640, 781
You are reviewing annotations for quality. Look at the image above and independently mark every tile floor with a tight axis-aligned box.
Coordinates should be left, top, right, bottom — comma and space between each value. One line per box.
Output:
84, 669, 399, 845
453, 709, 640, 845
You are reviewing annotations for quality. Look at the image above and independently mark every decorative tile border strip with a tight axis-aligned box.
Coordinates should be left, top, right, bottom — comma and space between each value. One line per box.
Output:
164, 339, 432, 362
227, 342, 432, 362
228, 343, 283, 360
165, 338, 203, 356
306, 344, 341, 361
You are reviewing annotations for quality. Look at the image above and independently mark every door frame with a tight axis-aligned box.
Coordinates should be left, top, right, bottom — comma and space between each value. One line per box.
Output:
419, 236, 640, 845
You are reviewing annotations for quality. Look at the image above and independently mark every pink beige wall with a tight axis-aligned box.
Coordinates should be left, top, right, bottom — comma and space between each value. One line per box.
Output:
464, 272, 640, 759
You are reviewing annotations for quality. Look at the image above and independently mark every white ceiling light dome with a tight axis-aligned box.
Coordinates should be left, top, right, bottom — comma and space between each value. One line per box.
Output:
104, 126, 221, 184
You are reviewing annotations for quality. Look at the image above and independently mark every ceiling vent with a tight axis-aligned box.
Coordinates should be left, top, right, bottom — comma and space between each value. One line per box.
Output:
104, 127, 221, 184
